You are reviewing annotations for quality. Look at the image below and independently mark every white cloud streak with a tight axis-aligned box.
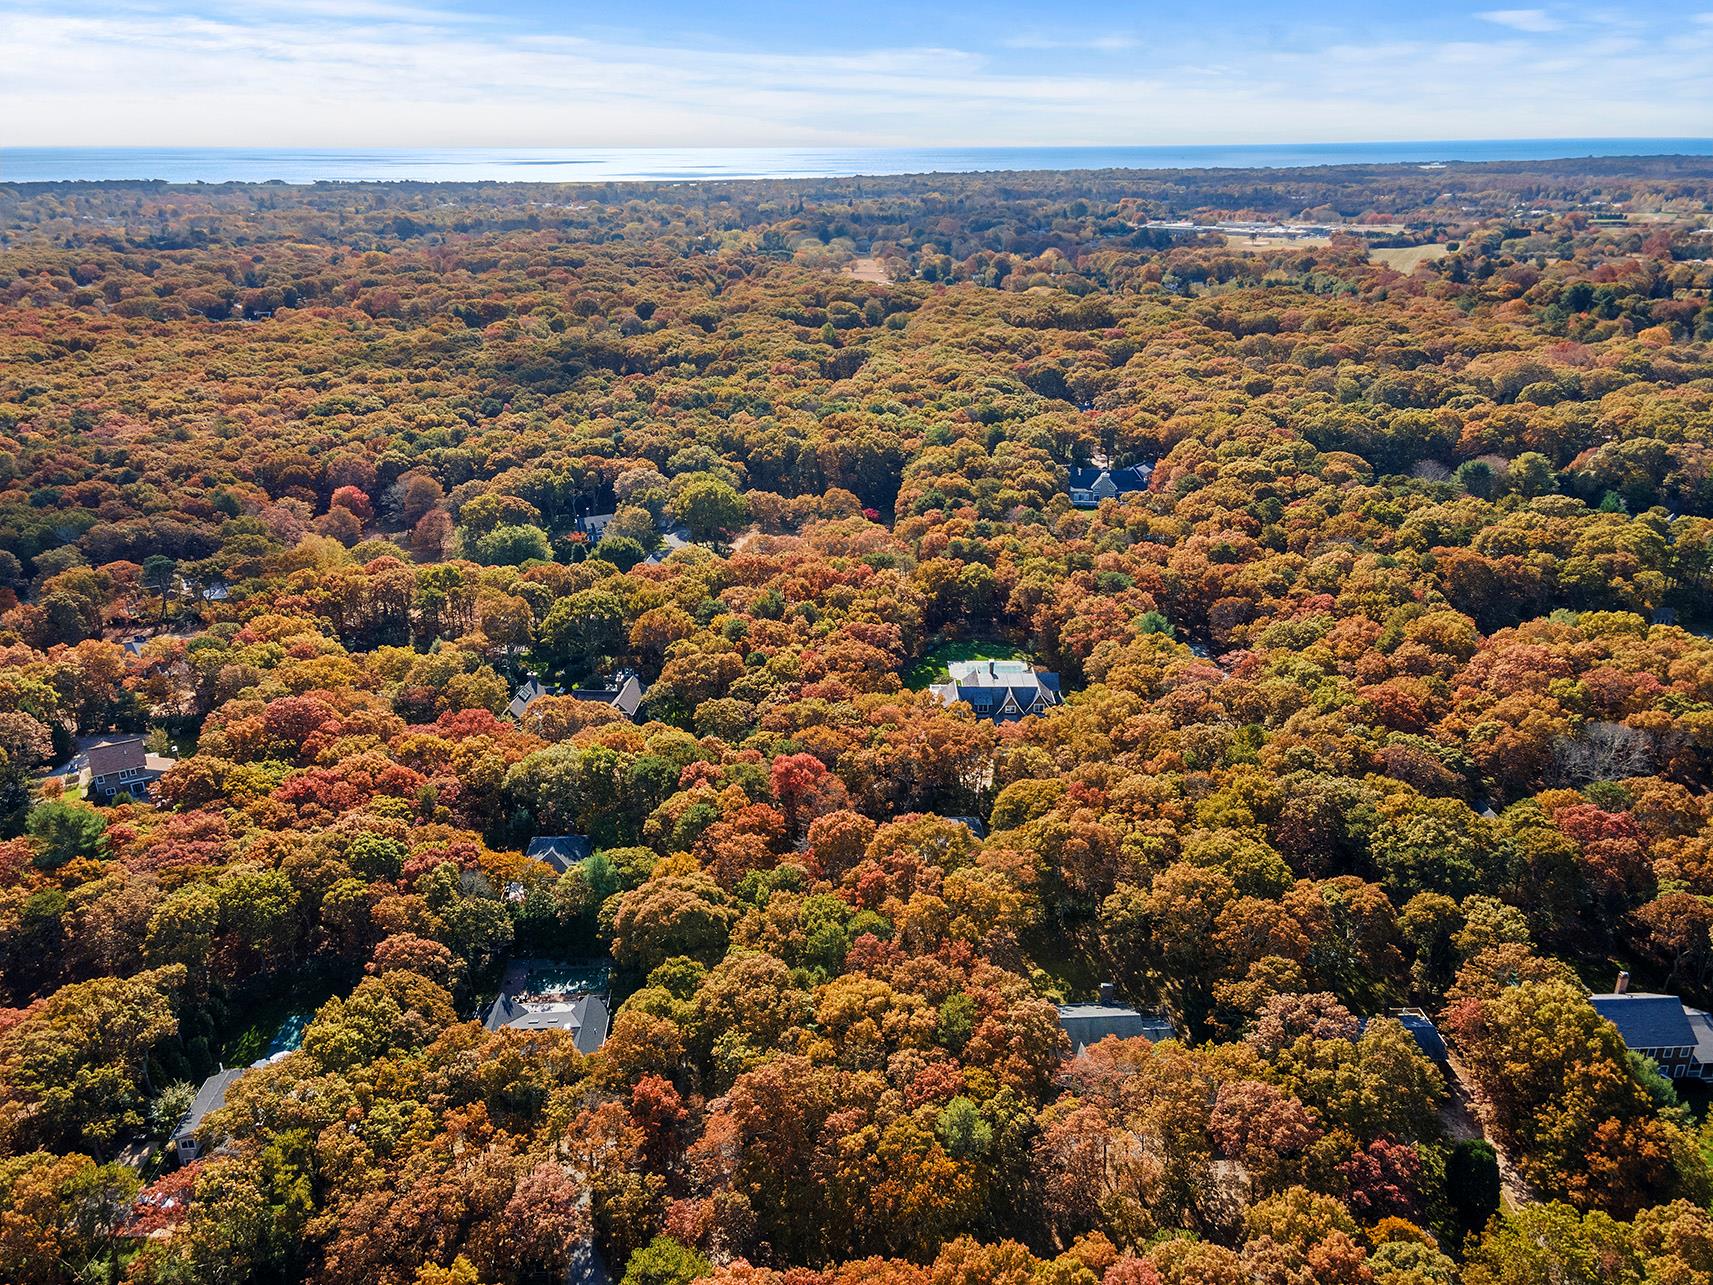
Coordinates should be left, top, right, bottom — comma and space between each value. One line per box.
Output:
1478, 9, 1563, 32
1, 1, 1709, 147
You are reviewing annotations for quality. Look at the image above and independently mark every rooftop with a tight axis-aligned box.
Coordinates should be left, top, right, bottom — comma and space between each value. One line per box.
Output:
87, 736, 147, 777
1056, 1002, 1175, 1053
483, 992, 610, 1055
525, 835, 594, 874
943, 658, 1043, 686
507, 676, 558, 721
1589, 992, 1697, 1051
569, 671, 646, 719
172, 1067, 245, 1143
929, 661, 1062, 723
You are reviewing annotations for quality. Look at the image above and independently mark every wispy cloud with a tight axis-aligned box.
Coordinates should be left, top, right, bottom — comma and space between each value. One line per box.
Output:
1002, 33, 1139, 51
1, 0, 1708, 147
1477, 8, 1563, 32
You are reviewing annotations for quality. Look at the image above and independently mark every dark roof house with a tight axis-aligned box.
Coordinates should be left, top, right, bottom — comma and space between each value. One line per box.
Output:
569, 671, 646, 720
83, 736, 175, 803
1590, 976, 1713, 1080
482, 992, 611, 1055
1068, 464, 1151, 508
580, 512, 617, 541
1056, 986, 1174, 1054
1591, 992, 1696, 1048
1358, 1009, 1450, 1069
171, 1067, 245, 1164
929, 659, 1062, 723
525, 835, 594, 874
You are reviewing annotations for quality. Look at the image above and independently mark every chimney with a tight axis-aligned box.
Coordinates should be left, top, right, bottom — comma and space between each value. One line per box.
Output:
1098, 981, 1117, 1005
1615, 970, 1631, 995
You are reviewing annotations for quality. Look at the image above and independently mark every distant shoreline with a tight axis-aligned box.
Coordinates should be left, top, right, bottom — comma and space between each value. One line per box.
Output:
6, 139, 1711, 186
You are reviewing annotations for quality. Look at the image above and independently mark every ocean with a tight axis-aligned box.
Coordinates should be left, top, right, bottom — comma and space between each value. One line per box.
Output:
5, 140, 1711, 185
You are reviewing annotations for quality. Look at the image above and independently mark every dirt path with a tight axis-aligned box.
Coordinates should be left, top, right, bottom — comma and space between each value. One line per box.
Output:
1442, 1051, 1538, 1211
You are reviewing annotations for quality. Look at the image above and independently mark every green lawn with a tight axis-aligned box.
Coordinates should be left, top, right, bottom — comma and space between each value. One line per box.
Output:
903, 639, 1031, 690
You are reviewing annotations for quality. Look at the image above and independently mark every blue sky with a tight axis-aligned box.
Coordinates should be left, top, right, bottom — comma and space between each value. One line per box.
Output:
3, 0, 1711, 147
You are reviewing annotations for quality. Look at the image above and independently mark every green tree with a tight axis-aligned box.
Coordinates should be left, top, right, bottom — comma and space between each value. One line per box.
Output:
667, 478, 747, 544
620, 1236, 711, 1285
0, 965, 185, 1156
25, 800, 107, 870
1463, 1202, 1642, 1285
140, 554, 178, 620
470, 523, 552, 566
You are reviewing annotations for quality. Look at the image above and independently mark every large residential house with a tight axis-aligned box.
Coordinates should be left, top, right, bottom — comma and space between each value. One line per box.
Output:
1589, 974, 1713, 1080
83, 736, 175, 803
481, 990, 611, 1055
569, 671, 646, 720
930, 659, 1062, 723
1067, 464, 1151, 508
1357, 1009, 1450, 1071
509, 671, 646, 722
1056, 984, 1175, 1054
507, 676, 558, 720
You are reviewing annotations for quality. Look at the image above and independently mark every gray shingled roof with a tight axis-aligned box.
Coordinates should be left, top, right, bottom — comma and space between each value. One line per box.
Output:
507, 676, 556, 721
1067, 465, 1151, 494
1057, 1003, 1174, 1053
525, 835, 594, 874
570, 672, 645, 719
172, 1067, 245, 1143
87, 736, 147, 777
1590, 993, 1696, 1051
482, 993, 610, 1054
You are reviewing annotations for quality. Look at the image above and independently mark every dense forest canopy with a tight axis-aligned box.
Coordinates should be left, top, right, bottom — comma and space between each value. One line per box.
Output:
2, 156, 1713, 1284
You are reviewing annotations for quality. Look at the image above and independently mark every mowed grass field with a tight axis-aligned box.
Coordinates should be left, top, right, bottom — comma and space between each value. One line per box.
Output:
903, 639, 1031, 690
1370, 243, 1451, 271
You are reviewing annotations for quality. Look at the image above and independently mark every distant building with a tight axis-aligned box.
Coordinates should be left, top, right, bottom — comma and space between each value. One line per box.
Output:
482, 991, 611, 1055
930, 659, 1062, 723
525, 835, 594, 875
644, 528, 692, 564
171, 1067, 244, 1164
1067, 464, 1151, 508
1057, 984, 1175, 1053
83, 736, 175, 803
1590, 975, 1713, 1080
178, 576, 229, 603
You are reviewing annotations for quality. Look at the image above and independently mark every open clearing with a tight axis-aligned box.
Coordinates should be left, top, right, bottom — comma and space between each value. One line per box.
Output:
843, 257, 892, 283
1223, 233, 1331, 250
903, 639, 1030, 690
1370, 243, 1450, 271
